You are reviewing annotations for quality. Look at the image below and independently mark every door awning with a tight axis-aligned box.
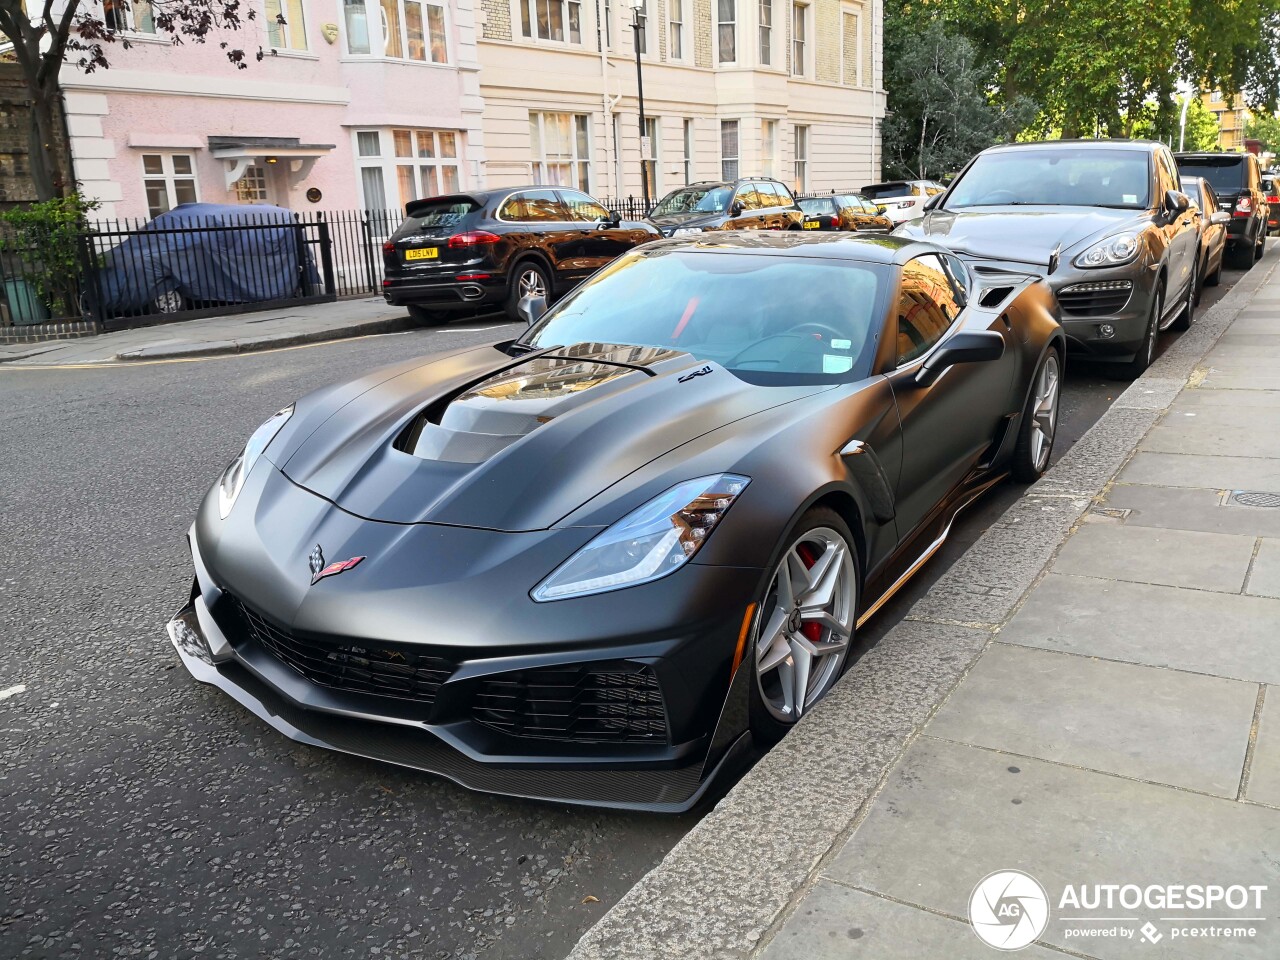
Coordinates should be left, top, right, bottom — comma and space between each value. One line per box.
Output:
208, 136, 335, 189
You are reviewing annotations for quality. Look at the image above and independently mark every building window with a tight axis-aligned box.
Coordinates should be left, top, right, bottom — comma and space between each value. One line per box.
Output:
234, 164, 270, 203
841, 6, 860, 84
791, 1, 807, 76
717, 0, 735, 63
142, 153, 198, 219
682, 118, 695, 183
521, 0, 584, 43
634, 0, 649, 54
342, 0, 448, 61
104, 0, 156, 33
643, 116, 660, 198
530, 112, 592, 191
793, 124, 808, 193
720, 120, 739, 181
603, 0, 612, 48
758, 0, 771, 66
355, 128, 462, 210
761, 119, 776, 178
266, 0, 307, 50
668, 0, 684, 59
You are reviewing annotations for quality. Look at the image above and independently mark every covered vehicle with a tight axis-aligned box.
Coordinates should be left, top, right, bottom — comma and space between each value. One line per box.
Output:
94, 203, 317, 316
167, 232, 1063, 811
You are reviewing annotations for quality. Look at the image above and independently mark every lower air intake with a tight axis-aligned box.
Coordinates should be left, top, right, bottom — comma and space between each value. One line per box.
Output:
473, 663, 670, 744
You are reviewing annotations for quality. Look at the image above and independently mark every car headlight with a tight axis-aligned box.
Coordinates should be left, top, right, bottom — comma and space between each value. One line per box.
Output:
672, 227, 705, 236
1073, 232, 1141, 268
217, 404, 294, 519
531, 473, 749, 601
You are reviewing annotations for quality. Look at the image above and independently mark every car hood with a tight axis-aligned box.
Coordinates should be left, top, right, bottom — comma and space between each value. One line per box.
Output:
896, 206, 1148, 268
277, 341, 823, 531
646, 212, 724, 233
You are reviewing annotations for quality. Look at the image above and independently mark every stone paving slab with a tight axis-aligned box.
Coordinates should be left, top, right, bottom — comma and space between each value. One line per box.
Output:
1173, 387, 1280, 407
1100, 484, 1280, 539
1247, 539, 1280, 599
926, 644, 1256, 797
1141, 408, 1280, 459
1119, 451, 1280, 491
1051, 522, 1257, 593
1199, 372, 1280, 391
760, 880, 1065, 960
1246, 694, 1280, 808
826, 739, 1280, 959
999, 574, 1280, 684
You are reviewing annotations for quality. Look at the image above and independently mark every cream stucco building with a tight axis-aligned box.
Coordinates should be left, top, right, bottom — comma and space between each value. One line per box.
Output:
475, 0, 885, 202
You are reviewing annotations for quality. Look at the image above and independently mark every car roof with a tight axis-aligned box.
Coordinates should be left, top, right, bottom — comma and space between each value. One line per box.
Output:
1175, 152, 1251, 161
637, 230, 938, 265
983, 139, 1165, 155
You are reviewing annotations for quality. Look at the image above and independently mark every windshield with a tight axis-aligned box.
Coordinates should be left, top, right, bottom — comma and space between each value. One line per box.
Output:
798, 198, 835, 214
1176, 157, 1246, 193
1179, 179, 1209, 209
520, 248, 888, 384
863, 183, 914, 199
650, 186, 733, 216
947, 148, 1152, 209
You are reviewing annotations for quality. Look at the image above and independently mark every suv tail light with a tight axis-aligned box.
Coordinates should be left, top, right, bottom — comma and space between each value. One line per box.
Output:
382, 240, 395, 253
448, 231, 502, 249
1235, 196, 1254, 217
831, 214, 841, 228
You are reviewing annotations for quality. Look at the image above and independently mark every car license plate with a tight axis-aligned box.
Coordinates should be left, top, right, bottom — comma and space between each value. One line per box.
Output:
404, 247, 438, 261
802, 220, 821, 230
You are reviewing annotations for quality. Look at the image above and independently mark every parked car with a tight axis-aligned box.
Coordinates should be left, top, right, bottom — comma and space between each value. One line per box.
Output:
380, 187, 659, 324
861, 180, 947, 225
798, 194, 893, 232
896, 139, 1200, 379
1264, 176, 1280, 234
1174, 151, 1268, 267
646, 178, 805, 236
166, 232, 1063, 811
1180, 176, 1229, 301
94, 203, 318, 317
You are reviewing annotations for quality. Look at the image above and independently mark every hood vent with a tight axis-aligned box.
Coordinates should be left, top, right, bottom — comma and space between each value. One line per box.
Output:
978, 286, 1016, 309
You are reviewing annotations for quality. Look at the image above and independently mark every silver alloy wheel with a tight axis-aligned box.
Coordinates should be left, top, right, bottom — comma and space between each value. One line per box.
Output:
153, 290, 183, 314
754, 527, 856, 723
1030, 352, 1060, 472
517, 267, 547, 299
1144, 290, 1160, 366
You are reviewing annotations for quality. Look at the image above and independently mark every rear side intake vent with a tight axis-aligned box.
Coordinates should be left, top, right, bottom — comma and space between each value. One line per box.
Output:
978, 286, 1015, 308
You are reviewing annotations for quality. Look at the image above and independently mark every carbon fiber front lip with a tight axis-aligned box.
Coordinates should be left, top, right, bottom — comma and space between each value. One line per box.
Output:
166, 603, 742, 812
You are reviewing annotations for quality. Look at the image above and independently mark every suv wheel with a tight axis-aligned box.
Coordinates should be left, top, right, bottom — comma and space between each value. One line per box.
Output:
1119, 284, 1161, 380
1230, 239, 1254, 269
1256, 227, 1267, 263
505, 261, 551, 323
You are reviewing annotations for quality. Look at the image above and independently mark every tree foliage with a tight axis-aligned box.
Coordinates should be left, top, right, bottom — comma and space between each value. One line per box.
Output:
881, 17, 1036, 180
0, 193, 100, 313
0, 0, 258, 200
1131, 95, 1220, 151
1245, 112, 1280, 154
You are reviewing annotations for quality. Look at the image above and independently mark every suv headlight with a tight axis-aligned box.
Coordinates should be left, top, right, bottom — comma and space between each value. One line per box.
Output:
673, 226, 705, 236
532, 474, 749, 601
217, 404, 294, 518
1073, 232, 1141, 268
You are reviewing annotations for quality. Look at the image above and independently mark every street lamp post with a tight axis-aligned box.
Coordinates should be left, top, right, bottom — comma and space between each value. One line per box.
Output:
627, 0, 650, 210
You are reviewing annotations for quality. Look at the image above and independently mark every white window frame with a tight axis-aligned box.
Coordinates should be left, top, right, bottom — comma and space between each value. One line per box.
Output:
716, 0, 736, 64
758, 0, 772, 67
518, 0, 586, 45
793, 124, 808, 194
353, 128, 464, 211
234, 163, 271, 203
721, 119, 739, 181
342, 0, 451, 63
761, 119, 776, 178
103, 0, 156, 34
791, 0, 808, 77
141, 152, 199, 219
633, 0, 652, 55
668, 0, 686, 61
841, 4, 861, 85
682, 118, 695, 184
265, 0, 309, 51
530, 111, 594, 193
643, 116, 661, 198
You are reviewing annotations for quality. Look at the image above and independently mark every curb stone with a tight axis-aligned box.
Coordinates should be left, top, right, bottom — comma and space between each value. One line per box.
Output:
563, 252, 1280, 960
112, 314, 422, 361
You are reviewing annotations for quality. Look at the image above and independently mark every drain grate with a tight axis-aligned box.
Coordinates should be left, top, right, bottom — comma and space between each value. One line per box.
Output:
1232, 491, 1280, 508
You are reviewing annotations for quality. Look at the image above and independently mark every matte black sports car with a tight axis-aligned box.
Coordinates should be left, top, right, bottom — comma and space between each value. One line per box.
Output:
167, 233, 1064, 811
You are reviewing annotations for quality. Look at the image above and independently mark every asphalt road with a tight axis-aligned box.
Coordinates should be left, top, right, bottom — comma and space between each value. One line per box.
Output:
0, 258, 1253, 960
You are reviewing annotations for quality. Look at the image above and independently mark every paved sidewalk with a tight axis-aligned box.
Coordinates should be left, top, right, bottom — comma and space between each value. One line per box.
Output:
0, 296, 417, 366
568, 255, 1280, 960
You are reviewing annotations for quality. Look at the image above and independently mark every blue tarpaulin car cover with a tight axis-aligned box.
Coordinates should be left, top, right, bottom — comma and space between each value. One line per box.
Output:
95, 203, 316, 314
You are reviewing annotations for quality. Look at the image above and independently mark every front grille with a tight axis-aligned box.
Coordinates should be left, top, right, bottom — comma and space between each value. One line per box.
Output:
473, 664, 669, 744
228, 597, 453, 706
1058, 280, 1133, 317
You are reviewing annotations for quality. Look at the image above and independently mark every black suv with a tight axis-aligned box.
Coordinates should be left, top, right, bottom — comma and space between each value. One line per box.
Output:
381, 187, 658, 323
1174, 152, 1268, 268
646, 178, 804, 236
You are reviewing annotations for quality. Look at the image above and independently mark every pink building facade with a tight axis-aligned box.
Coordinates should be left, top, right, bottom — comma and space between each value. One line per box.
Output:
60, 0, 486, 219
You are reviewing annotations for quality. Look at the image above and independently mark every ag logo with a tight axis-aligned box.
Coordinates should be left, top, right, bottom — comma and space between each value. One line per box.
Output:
968, 869, 1050, 951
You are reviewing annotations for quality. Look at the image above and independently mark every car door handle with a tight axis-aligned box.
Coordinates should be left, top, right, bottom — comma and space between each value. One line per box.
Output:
1181, 219, 1193, 226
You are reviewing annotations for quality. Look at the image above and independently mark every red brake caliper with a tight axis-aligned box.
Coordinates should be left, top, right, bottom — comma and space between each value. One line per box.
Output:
795, 543, 824, 643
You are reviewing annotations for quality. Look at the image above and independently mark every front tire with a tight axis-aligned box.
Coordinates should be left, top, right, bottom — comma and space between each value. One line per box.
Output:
1206, 255, 1222, 287
1230, 239, 1255, 269
748, 508, 859, 747
1169, 273, 1195, 332
1119, 284, 1161, 380
505, 261, 551, 323
1010, 349, 1061, 483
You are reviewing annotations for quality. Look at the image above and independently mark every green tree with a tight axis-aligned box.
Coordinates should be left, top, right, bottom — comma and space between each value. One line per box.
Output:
1131, 95, 1221, 151
881, 17, 1036, 180
1246, 112, 1280, 154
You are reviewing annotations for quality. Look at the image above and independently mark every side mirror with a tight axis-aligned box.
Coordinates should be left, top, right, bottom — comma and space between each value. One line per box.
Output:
1165, 190, 1190, 214
731, 200, 745, 217
517, 293, 548, 325
923, 193, 944, 212
1211, 210, 1231, 225
914, 330, 1005, 387
607, 209, 623, 226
